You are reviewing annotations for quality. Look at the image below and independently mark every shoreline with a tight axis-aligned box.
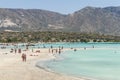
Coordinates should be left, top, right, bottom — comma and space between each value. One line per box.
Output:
35, 59, 96, 80
0, 48, 88, 80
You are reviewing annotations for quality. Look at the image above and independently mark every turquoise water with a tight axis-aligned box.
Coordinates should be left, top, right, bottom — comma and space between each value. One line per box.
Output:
1, 42, 120, 49
37, 43, 120, 80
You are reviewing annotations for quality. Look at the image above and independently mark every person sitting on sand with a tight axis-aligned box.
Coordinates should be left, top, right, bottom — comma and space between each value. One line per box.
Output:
21, 53, 26, 62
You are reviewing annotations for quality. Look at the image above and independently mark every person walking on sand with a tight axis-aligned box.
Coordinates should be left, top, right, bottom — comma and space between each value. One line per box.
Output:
18, 48, 21, 54
21, 53, 27, 62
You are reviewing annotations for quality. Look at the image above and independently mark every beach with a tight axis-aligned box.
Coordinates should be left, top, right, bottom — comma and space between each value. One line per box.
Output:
0, 48, 87, 80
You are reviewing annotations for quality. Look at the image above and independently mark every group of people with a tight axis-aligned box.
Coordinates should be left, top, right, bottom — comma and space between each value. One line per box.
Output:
10, 48, 21, 53
13, 45, 64, 62
49, 46, 63, 55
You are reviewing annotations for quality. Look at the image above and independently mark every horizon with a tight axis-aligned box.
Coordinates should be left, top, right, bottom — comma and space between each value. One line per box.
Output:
0, 0, 120, 14
0, 6, 120, 15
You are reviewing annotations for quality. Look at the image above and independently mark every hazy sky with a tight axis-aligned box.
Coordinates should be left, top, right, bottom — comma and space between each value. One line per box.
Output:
0, 0, 120, 14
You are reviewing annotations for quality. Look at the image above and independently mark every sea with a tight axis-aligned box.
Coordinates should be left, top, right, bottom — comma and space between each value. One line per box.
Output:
36, 42, 120, 80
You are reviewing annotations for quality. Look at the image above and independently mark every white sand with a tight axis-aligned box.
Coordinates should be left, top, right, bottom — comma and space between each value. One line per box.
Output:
0, 48, 88, 80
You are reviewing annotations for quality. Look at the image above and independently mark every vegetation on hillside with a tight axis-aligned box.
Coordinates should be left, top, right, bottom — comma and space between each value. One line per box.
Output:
0, 31, 120, 43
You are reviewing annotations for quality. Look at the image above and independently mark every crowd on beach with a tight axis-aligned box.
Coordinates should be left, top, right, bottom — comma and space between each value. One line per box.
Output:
0, 43, 65, 62
0, 42, 97, 63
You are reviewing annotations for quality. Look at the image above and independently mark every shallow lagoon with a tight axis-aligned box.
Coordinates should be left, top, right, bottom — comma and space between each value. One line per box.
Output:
1, 42, 120, 80
37, 42, 120, 80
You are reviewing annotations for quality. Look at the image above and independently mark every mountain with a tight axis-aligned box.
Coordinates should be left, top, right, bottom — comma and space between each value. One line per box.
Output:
0, 8, 66, 31
0, 6, 120, 35
64, 6, 120, 35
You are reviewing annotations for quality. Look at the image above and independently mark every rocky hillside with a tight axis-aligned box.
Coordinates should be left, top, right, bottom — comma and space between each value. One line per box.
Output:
64, 6, 120, 35
0, 8, 66, 31
1, 6, 120, 35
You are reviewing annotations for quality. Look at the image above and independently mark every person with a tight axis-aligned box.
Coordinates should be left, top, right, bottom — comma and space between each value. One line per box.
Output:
74, 49, 77, 51
15, 49, 17, 53
58, 49, 61, 54
26, 45, 28, 50
21, 53, 26, 62
18, 48, 21, 53
51, 45, 53, 49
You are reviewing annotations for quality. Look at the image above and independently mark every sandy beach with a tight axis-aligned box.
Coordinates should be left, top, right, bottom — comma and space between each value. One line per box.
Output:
0, 48, 88, 80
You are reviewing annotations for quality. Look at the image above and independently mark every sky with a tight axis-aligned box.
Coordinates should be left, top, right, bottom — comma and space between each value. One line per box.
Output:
0, 0, 120, 14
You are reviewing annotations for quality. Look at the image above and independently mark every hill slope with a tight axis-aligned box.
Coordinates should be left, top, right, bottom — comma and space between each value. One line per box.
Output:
0, 7, 120, 35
